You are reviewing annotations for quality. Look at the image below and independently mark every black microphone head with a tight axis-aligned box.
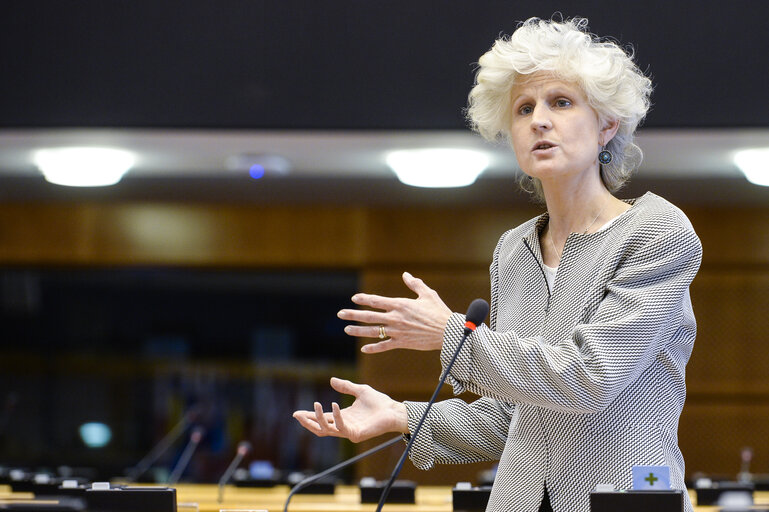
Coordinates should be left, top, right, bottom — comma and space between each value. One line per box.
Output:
465, 298, 489, 329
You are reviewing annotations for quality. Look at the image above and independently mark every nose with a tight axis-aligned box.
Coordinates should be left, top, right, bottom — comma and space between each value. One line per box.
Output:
530, 104, 552, 131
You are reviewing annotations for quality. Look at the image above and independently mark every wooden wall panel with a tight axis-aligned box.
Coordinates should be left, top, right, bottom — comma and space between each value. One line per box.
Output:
4, 203, 769, 266
681, 269, 769, 477
0, 204, 97, 262
0, 203, 366, 266
361, 208, 538, 266
686, 207, 769, 266
680, 402, 769, 476
687, 271, 769, 394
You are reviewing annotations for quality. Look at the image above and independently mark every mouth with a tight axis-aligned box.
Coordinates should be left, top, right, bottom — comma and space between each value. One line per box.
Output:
532, 141, 557, 152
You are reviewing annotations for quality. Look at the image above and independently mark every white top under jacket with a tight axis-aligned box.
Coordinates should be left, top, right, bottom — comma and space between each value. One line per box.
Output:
404, 192, 703, 512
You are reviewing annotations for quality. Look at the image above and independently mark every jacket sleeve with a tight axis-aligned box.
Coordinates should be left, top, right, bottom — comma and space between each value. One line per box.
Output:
440, 225, 702, 414
403, 397, 513, 470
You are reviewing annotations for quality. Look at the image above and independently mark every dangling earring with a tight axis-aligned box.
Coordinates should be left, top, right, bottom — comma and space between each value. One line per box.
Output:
598, 147, 613, 165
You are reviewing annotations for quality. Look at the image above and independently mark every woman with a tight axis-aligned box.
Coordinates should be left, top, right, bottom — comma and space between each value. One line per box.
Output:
293, 17, 701, 512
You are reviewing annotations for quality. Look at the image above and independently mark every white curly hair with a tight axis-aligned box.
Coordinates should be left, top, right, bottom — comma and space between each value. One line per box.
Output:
466, 17, 653, 201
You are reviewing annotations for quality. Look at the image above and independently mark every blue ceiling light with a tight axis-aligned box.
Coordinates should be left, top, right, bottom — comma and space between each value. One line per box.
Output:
249, 164, 266, 179
227, 153, 292, 178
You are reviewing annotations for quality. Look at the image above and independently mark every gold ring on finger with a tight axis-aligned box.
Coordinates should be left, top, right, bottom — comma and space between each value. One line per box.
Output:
379, 325, 387, 340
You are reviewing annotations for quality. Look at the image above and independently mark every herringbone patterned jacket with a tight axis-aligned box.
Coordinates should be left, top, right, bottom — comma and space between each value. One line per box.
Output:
404, 192, 702, 512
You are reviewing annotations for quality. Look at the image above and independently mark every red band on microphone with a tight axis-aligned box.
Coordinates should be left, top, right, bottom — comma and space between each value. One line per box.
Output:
464, 321, 477, 331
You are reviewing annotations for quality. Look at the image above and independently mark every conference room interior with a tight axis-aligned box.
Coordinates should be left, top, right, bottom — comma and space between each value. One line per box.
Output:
2, 0, 769, 496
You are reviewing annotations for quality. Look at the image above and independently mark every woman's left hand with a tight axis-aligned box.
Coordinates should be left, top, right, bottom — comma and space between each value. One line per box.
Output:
337, 272, 452, 354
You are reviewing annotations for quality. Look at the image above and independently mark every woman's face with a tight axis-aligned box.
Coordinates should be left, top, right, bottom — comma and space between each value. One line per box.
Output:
509, 72, 612, 187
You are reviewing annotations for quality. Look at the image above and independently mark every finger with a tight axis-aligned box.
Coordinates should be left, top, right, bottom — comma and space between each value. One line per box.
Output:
338, 308, 389, 324
330, 377, 364, 396
343, 324, 393, 339
361, 339, 402, 354
292, 410, 317, 423
314, 402, 335, 431
351, 293, 400, 311
331, 402, 345, 431
293, 411, 324, 435
402, 271, 433, 297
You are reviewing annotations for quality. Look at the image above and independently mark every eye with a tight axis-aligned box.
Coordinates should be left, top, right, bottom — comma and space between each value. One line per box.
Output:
555, 98, 572, 108
517, 104, 533, 115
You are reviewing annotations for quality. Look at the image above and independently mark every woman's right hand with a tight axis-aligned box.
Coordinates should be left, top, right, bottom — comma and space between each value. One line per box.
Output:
292, 377, 409, 443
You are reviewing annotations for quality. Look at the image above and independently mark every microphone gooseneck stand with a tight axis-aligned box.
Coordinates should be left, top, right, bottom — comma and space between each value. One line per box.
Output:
374, 298, 489, 512
127, 405, 201, 482
167, 426, 205, 485
283, 435, 402, 512
218, 441, 252, 503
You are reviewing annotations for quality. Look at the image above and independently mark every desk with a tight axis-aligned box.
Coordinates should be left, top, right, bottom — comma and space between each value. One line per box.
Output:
3, 483, 769, 511
174, 484, 769, 512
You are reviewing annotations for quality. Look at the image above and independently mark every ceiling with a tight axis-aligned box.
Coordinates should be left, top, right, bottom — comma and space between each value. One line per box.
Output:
1, 1, 768, 206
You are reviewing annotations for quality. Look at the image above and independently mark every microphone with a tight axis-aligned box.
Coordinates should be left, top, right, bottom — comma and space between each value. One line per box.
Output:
217, 440, 252, 503
463, 299, 489, 334
738, 446, 753, 483
127, 405, 201, 482
375, 298, 489, 511
283, 435, 402, 512
167, 426, 205, 484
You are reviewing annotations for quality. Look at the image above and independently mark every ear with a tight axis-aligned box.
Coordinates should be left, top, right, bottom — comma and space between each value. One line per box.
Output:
599, 118, 620, 146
